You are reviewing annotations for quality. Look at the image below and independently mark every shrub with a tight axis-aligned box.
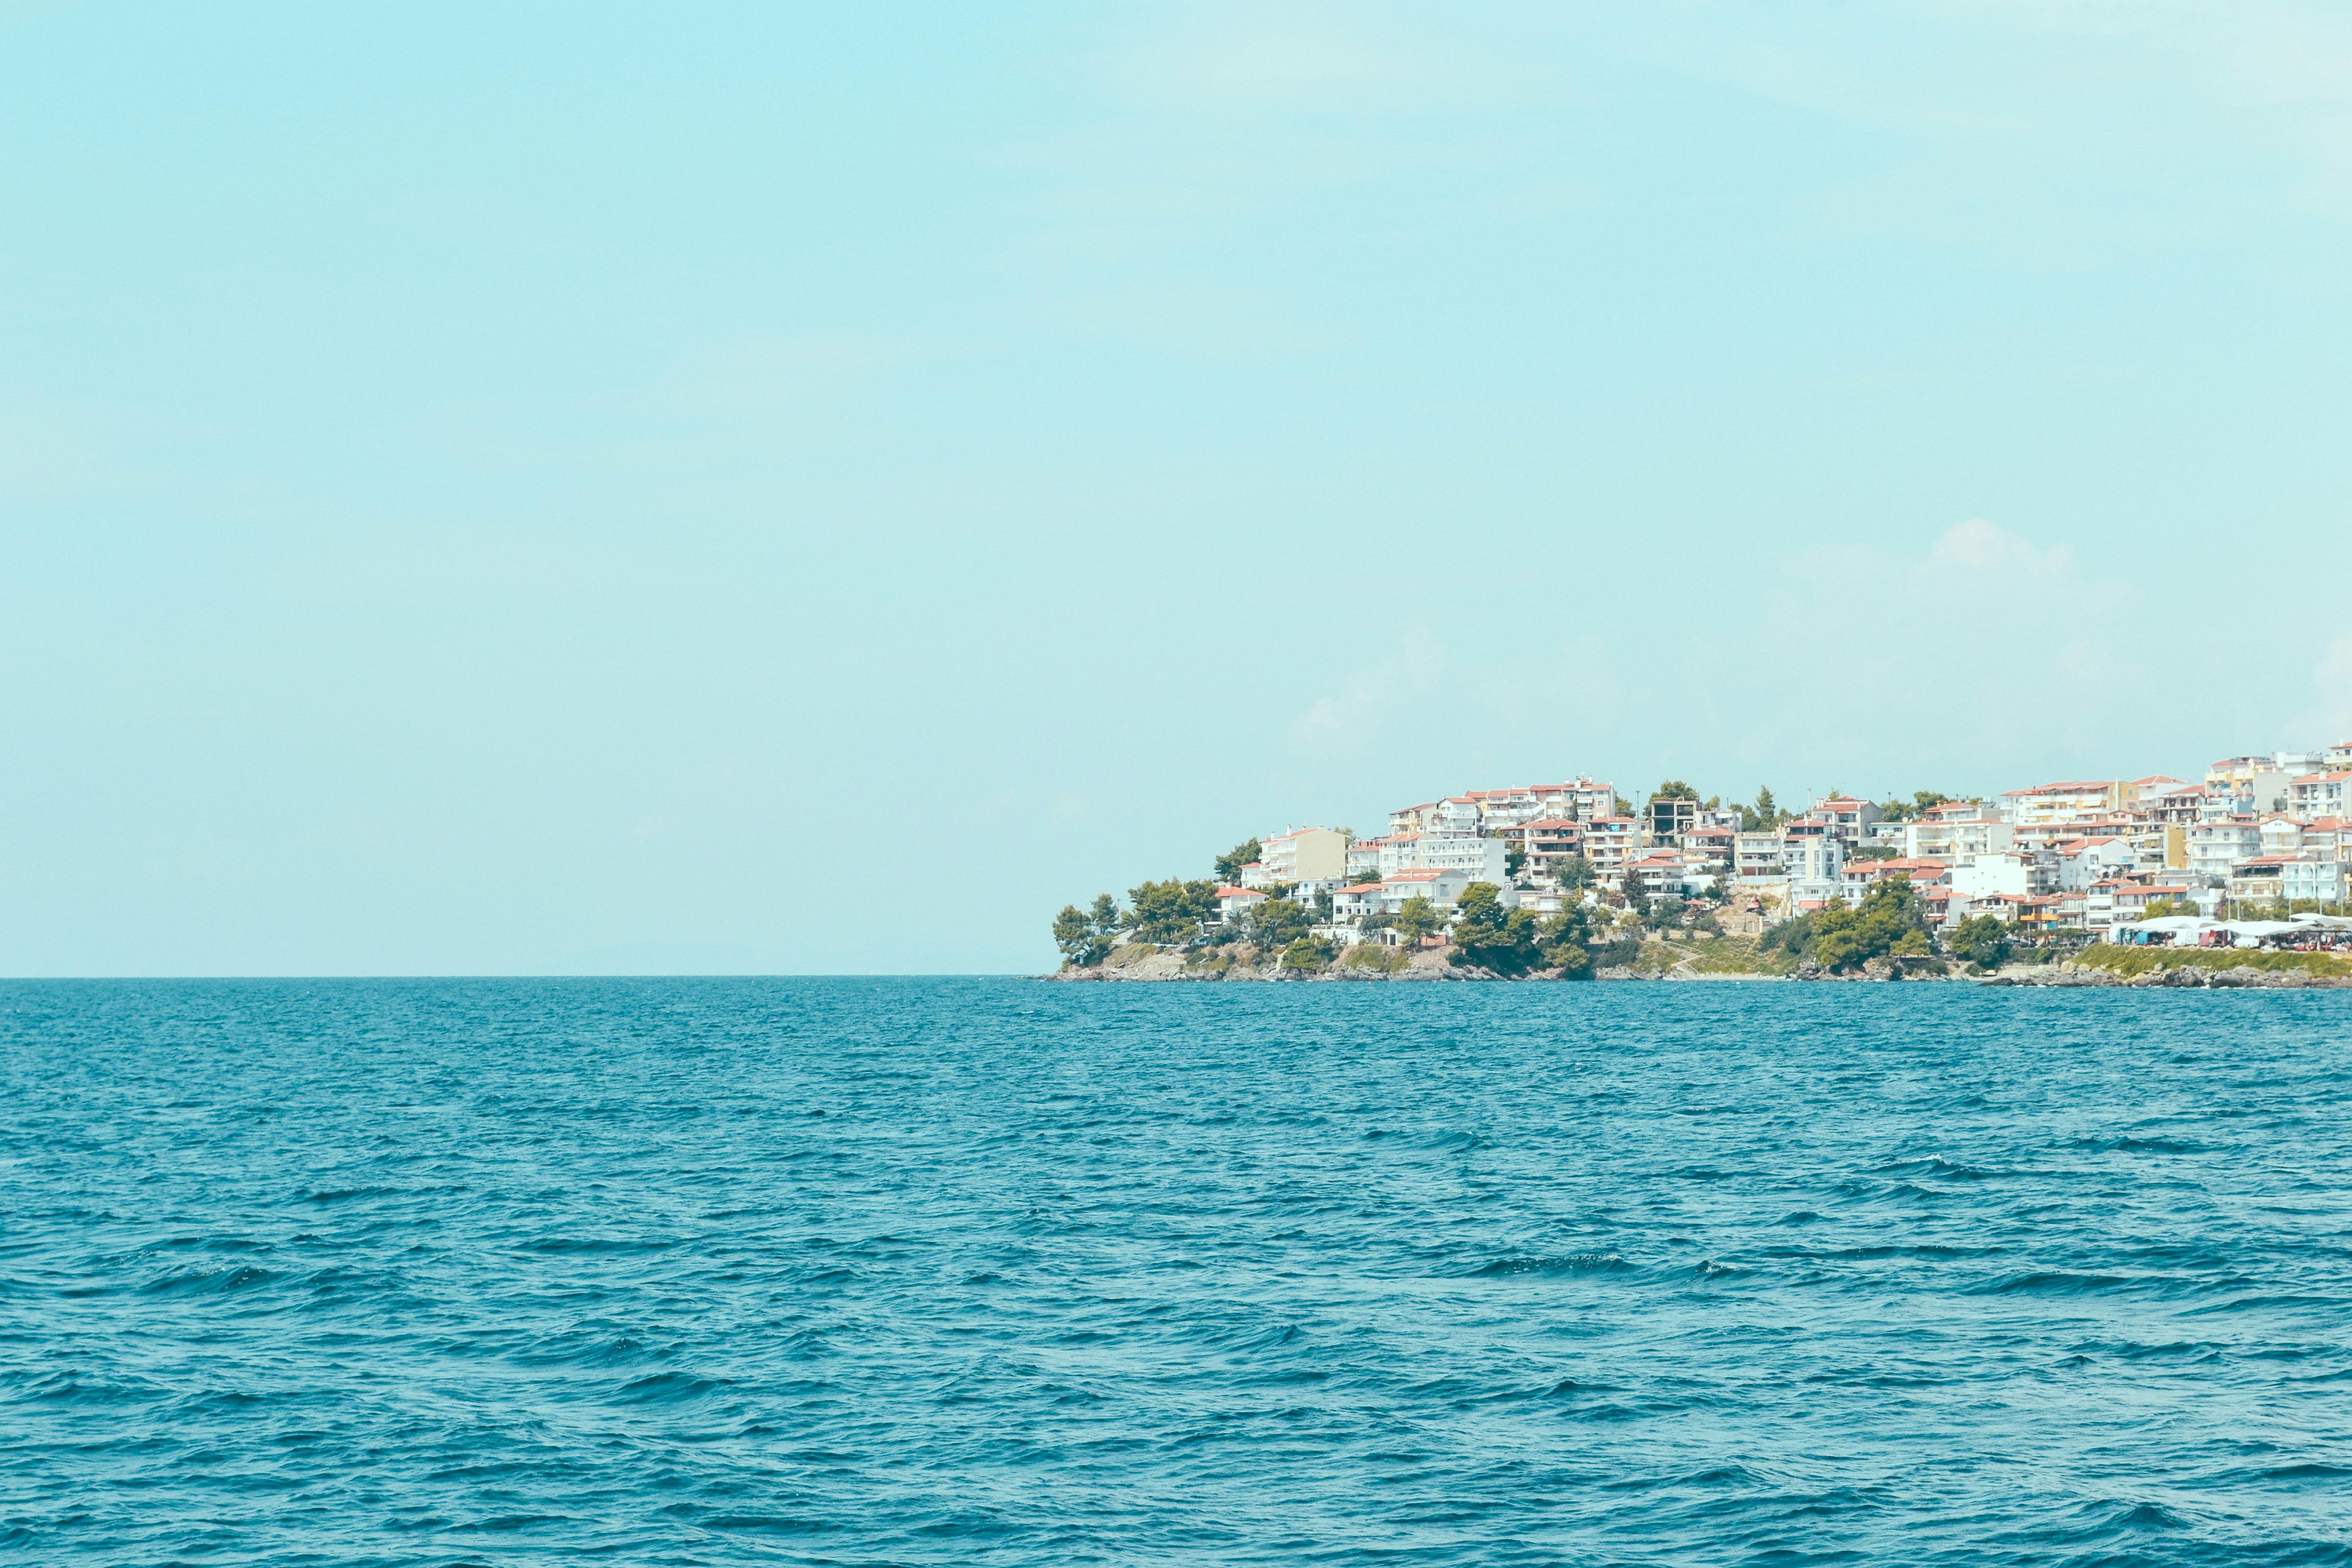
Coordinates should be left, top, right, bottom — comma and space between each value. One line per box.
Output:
1946, 914, 2012, 971
1280, 936, 1335, 971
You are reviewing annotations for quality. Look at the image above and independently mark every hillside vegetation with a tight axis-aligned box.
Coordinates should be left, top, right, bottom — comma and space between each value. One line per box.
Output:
2071, 945, 2352, 981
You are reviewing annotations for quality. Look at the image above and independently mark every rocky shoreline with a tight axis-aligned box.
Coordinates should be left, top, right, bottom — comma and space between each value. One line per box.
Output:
1980, 961, 2352, 990
1044, 950, 2352, 988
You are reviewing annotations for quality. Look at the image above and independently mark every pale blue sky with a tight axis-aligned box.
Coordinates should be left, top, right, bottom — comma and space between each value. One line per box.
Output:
5, 3, 2350, 974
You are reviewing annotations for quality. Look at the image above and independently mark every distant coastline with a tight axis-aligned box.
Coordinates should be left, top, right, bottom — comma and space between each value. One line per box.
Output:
1042, 941, 2352, 988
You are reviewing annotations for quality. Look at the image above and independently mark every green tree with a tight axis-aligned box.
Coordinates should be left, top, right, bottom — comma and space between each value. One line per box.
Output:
1089, 893, 1121, 939
1280, 935, 1335, 970
1393, 894, 1443, 944
1805, 876, 1932, 972
1051, 903, 1111, 968
1740, 786, 1782, 833
1613, 793, 1633, 818
1652, 779, 1700, 802
1126, 879, 1220, 943
1214, 839, 1262, 883
1245, 896, 1313, 949
1504, 844, 1527, 878
1946, 913, 2012, 970
1877, 790, 1955, 823
1452, 882, 1546, 973
1554, 854, 1594, 891
1539, 903, 1595, 977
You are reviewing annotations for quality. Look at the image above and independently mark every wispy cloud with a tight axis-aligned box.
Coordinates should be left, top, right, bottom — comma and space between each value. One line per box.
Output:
1925, 518, 2075, 575
1289, 627, 1445, 758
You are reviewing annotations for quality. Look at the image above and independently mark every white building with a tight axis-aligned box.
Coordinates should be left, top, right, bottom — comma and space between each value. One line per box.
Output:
2002, 780, 2124, 830
2281, 859, 2349, 905
1950, 852, 2036, 901
1430, 797, 1485, 836
1376, 829, 1506, 884
1809, 797, 1883, 844
2289, 771, 2352, 822
1371, 867, 1475, 910
2206, 757, 2296, 817
1415, 834, 1508, 884
1904, 816, 2015, 862
2053, 836, 2138, 891
1734, 831, 1786, 884
1785, 832, 1845, 907
1216, 886, 1269, 922
2187, 819, 2263, 885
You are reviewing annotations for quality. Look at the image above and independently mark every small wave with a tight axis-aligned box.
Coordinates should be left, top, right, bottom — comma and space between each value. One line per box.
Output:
615, 1370, 733, 1406
1463, 1252, 1629, 1279
136, 1264, 284, 1297
519, 1236, 675, 1255
1875, 1155, 2013, 1181
2070, 1134, 2207, 1154
11, 1367, 163, 1406
2045, 1498, 2190, 1542
1832, 1178, 1950, 1205
1972, 1270, 2132, 1296
297, 1184, 467, 1205
2262, 1460, 2352, 1480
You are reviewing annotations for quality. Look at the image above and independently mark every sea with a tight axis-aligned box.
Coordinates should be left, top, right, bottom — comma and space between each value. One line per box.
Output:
5, 977, 2351, 1565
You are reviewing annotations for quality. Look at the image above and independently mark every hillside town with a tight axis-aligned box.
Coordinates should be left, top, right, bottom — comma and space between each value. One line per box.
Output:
1052, 744, 2352, 975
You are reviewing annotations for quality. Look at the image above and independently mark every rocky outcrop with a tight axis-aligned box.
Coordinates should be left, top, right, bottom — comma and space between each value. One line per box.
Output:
1982, 960, 2351, 990
1045, 945, 1537, 983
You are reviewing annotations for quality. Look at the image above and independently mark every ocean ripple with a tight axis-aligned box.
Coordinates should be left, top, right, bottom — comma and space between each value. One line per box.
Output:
4, 976, 2351, 1563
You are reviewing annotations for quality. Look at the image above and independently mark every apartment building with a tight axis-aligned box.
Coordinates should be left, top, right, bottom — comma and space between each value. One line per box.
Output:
1217, 886, 1269, 921
1681, 826, 1735, 876
1387, 801, 1441, 834
1496, 818, 1584, 879
1646, 795, 1698, 846
2187, 819, 2263, 885
1811, 797, 1883, 843
1733, 831, 1787, 884
2290, 771, 2352, 821
2052, 836, 2138, 891
1626, 853, 1689, 901
1412, 833, 1509, 884
2281, 859, 2350, 905
1254, 827, 1349, 885
2227, 856, 2292, 905
2002, 780, 2125, 830
1584, 817, 1643, 883
2122, 775, 2191, 808
1839, 857, 1949, 905
1904, 813, 2015, 861
1950, 852, 2040, 901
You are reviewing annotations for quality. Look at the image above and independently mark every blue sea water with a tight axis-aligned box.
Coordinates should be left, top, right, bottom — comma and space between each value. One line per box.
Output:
5, 979, 2352, 1565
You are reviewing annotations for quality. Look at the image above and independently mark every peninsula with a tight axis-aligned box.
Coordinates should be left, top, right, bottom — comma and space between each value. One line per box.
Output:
1048, 756, 2352, 985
